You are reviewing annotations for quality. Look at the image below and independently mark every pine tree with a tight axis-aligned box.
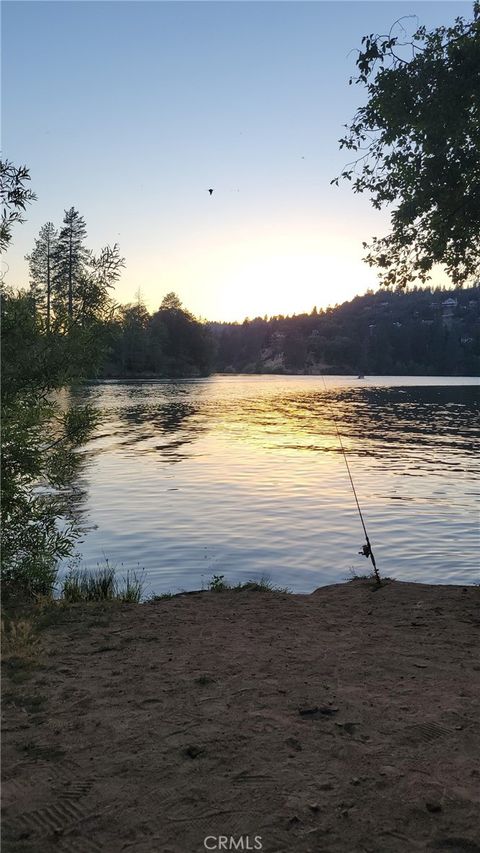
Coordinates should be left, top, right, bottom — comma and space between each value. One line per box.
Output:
53, 207, 90, 318
25, 222, 57, 330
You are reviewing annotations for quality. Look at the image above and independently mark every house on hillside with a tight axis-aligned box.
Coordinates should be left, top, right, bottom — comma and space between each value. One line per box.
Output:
442, 297, 458, 327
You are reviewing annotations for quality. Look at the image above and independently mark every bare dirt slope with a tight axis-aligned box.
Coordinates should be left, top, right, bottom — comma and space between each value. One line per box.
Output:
2, 580, 480, 853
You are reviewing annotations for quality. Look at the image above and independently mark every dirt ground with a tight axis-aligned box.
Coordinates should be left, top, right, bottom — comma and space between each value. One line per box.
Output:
2, 579, 480, 853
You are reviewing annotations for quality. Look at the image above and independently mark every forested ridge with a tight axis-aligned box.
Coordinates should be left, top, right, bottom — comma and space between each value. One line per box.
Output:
17, 203, 480, 378
102, 285, 480, 378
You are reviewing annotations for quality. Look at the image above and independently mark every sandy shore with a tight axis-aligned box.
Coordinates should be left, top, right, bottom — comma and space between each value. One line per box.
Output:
2, 579, 480, 853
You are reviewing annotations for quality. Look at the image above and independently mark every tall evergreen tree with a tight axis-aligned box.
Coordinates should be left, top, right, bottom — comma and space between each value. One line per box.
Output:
53, 207, 90, 318
152, 292, 213, 375
25, 221, 57, 330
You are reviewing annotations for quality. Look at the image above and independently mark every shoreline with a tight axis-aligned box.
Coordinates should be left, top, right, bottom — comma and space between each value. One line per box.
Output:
3, 578, 480, 852
88, 372, 480, 383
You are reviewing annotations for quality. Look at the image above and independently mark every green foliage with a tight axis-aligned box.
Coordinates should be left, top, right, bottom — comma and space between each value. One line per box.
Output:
53, 207, 90, 318
1, 164, 127, 602
208, 574, 228, 592
1, 288, 102, 602
77, 241, 125, 323
207, 574, 289, 593
335, 4, 480, 287
25, 208, 125, 326
0, 159, 36, 252
117, 570, 144, 603
61, 565, 116, 603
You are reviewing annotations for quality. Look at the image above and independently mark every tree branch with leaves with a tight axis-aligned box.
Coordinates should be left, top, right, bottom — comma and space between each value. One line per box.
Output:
334, 3, 480, 287
0, 159, 37, 253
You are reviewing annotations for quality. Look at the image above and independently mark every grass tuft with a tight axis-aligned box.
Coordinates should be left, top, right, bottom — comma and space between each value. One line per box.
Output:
346, 567, 393, 589
3, 692, 47, 713
183, 744, 203, 759
195, 674, 215, 685
62, 564, 116, 602
61, 562, 144, 603
1, 617, 41, 673
235, 577, 290, 593
16, 741, 65, 762
116, 571, 144, 603
208, 574, 290, 594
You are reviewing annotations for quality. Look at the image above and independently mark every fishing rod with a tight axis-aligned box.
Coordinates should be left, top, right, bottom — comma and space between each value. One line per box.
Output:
319, 374, 382, 587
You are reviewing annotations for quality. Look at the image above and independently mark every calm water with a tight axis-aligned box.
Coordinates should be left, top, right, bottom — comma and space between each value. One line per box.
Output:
68, 376, 479, 594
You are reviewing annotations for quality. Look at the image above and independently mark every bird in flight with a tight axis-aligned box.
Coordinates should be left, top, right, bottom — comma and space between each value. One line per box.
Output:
208, 188, 214, 195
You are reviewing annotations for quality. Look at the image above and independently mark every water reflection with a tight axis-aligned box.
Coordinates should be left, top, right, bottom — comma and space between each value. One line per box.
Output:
115, 402, 205, 462
78, 382, 479, 468
80, 381, 208, 463
68, 377, 479, 591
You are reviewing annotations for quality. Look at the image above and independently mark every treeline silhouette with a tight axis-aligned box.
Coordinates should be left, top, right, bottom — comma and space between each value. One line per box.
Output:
103, 291, 214, 378
24, 208, 479, 377
102, 285, 479, 378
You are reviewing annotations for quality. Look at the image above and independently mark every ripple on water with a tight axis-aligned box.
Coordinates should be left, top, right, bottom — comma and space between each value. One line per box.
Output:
65, 376, 480, 593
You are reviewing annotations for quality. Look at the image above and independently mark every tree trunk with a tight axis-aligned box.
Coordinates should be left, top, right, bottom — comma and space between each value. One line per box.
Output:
46, 235, 51, 332
68, 229, 73, 318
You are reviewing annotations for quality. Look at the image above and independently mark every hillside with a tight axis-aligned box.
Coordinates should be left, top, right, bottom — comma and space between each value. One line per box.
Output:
210, 286, 480, 376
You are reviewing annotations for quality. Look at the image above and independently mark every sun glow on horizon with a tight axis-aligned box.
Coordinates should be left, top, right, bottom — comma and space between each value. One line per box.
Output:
208, 252, 377, 322
118, 224, 381, 322
129, 254, 379, 323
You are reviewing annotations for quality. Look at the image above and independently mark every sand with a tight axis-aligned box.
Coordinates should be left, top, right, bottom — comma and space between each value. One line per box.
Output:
2, 579, 480, 853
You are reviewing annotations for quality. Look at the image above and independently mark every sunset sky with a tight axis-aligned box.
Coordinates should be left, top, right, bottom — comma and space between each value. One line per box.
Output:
2, 1, 468, 321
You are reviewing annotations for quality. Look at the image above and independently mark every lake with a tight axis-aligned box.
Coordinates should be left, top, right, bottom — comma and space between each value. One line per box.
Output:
68, 375, 479, 595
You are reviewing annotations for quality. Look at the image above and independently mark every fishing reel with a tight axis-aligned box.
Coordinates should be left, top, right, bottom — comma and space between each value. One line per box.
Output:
359, 542, 372, 559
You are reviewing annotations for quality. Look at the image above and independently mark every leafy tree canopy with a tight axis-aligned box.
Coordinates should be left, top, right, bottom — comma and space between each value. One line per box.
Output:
0, 165, 117, 601
335, 3, 480, 287
1, 288, 102, 600
0, 159, 36, 253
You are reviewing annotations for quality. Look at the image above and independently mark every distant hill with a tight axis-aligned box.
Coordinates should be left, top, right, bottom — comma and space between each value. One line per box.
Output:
210, 286, 480, 376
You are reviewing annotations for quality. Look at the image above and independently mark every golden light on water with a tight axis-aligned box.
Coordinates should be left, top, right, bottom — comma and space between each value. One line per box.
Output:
201, 392, 356, 464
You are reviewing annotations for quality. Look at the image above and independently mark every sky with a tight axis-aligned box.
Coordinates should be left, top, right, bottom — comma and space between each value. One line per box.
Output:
2, 1, 471, 321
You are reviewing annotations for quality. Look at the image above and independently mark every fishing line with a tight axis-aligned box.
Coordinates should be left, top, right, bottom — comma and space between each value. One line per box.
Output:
319, 373, 381, 587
